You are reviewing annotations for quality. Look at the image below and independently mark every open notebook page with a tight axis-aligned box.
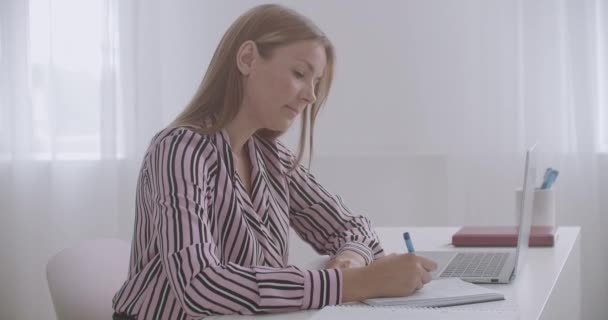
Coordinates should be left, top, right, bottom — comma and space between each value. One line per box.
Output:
364, 278, 504, 307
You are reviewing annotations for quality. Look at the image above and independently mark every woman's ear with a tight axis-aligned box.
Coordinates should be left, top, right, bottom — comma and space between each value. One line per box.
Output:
236, 40, 258, 76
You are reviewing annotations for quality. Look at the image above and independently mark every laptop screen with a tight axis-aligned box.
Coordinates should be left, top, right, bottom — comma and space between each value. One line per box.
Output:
512, 144, 537, 278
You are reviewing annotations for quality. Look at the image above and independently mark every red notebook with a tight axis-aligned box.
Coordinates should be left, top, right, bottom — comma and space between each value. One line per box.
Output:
452, 226, 556, 247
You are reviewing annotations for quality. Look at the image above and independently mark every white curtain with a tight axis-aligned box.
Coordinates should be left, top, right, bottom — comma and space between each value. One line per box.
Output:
0, 0, 606, 319
0, 0, 147, 318
517, 1, 607, 317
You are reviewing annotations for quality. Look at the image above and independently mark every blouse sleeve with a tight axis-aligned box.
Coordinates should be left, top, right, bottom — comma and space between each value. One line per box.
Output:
279, 145, 385, 265
149, 129, 342, 317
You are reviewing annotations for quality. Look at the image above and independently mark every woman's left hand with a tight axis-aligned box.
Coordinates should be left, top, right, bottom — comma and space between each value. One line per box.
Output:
325, 250, 367, 269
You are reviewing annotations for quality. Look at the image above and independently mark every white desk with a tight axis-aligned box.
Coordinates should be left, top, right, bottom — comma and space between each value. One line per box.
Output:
211, 226, 581, 320
369, 227, 581, 319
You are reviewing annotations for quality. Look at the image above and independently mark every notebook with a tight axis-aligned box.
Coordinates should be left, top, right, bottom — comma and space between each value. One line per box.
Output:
452, 225, 556, 247
363, 278, 504, 308
315, 306, 519, 320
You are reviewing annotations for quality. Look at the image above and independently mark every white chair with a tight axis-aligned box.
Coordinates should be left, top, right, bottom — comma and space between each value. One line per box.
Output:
46, 238, 131, 320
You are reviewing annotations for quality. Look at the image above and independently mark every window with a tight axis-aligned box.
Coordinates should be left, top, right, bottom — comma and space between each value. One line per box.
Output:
0, 0, 123, 160
30, 0, 106, 159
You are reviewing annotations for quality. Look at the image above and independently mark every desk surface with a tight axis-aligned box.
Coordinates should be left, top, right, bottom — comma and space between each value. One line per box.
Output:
368, 227, 581, 319
210, 226, 581, 320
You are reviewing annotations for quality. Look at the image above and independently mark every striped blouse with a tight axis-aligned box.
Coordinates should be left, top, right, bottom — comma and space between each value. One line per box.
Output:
112, 127, 384, 319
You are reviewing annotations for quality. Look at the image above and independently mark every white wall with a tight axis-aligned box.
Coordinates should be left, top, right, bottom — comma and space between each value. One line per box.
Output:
144, 0, 591, 227
144, 0, 531, 228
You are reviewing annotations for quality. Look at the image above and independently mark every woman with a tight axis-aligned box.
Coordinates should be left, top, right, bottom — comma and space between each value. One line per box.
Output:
112, 4, 436, 319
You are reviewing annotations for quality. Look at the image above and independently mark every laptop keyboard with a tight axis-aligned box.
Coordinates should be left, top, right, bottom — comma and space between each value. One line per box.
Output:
440, 252, 509, 278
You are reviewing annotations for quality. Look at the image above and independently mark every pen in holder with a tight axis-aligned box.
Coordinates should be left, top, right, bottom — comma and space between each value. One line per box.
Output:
515, 188, 556, 227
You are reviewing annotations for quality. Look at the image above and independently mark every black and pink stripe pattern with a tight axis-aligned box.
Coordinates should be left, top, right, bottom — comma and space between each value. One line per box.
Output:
112, 127, 384, 319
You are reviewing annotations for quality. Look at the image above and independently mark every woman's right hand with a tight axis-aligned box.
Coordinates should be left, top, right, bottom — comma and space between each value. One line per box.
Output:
341, 253, 437, 302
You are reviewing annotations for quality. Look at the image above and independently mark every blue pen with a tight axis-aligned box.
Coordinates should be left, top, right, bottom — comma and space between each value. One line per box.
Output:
544, 170, 559, 189
541, 168, 559, 189
541, 168, 553, 189
403, 232, 416, 253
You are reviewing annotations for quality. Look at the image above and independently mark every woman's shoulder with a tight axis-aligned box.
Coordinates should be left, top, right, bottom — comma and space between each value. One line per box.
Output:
150, 126, 214, 145
145, 126, 220, 159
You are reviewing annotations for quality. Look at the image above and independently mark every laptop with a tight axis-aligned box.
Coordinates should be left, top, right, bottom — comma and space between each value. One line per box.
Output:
418, 145, 537, 283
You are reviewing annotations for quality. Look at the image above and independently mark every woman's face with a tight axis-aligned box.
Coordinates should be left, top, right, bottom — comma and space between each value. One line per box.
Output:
240, 40, 327, 132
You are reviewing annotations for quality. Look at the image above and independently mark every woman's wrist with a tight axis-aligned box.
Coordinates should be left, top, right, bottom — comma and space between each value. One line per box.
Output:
341, 266, 374, 302
326, 250, 367, 269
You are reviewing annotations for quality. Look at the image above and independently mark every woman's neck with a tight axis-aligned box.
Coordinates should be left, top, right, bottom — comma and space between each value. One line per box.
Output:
224, 110, 258, 156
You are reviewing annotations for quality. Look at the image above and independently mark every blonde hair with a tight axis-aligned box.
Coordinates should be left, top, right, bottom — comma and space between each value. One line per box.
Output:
171, 4, 335, 169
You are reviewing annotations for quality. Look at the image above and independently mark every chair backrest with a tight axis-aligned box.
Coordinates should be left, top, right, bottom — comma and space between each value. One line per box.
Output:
46, 238, 131, 320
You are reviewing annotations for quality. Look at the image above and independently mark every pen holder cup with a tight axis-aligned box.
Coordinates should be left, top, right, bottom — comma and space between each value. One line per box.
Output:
515, 188, 556, 227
